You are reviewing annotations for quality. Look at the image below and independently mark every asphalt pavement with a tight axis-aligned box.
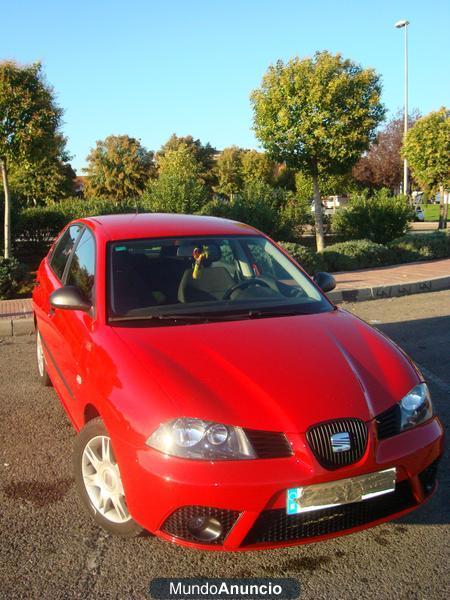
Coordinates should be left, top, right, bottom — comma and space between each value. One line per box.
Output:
0, 291, 449, 600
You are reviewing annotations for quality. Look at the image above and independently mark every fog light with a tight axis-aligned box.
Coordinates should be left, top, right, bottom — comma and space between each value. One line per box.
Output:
186, 515, 223, 542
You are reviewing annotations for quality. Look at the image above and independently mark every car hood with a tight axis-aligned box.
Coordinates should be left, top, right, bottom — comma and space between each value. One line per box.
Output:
112, 309, 419, 433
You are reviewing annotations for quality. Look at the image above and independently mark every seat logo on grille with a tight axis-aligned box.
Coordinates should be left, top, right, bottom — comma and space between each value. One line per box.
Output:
330, 432, 351, 453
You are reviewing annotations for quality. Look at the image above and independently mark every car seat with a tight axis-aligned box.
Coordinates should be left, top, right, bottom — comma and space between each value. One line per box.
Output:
177, 243, 235, 303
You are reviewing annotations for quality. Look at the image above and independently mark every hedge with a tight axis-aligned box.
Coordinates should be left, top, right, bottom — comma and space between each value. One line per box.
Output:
321, 239, 396, 271
279, 242, 327, 274
4, 197, 450, 286
13, 193, 310, 251
14, 197, 151, 247
16, 206, 69, 244
390, 232, 450, 263
281, 232, 450, 274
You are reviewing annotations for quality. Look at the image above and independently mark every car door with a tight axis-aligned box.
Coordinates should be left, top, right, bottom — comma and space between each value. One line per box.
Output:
48, 227, 97, 420
34, 224, 83, 400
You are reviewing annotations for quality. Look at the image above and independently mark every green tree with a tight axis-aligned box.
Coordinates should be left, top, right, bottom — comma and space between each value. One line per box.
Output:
157, 134, 217, 190
0, 61, 64, 257
241, 149, 275, 186
402, 108, 450, 228
251, 51, 385, 251
214, 146, 244, 200
8, 136, 75, 206
84, 135, 155, 201
146, 144, 208, 213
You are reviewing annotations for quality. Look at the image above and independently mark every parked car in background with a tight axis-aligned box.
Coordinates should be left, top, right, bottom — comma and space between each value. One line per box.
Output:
323, 195, 349, 210
414, 206, 425, 222
32, 213, 443, 550
310, 201, 334, 216
310, 195, 349, 216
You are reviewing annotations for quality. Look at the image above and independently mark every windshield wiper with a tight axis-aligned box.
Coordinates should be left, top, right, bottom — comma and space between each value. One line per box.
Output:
239, 308, 312, 318
109, 313, 212, 323
109, 307, 312, 324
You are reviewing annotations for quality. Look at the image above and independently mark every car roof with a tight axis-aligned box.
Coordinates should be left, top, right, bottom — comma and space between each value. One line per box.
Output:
79, 213, 259, 241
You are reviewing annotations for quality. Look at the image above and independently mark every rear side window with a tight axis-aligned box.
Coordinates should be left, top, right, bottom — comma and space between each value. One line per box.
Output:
66, 229, 96, 302
50, 225, 82, 280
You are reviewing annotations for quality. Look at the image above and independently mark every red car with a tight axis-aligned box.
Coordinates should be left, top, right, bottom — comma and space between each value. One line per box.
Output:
32, 214, 443, 551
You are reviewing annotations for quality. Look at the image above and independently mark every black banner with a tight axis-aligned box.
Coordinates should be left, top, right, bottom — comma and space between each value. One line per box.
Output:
149, 578, 300, 600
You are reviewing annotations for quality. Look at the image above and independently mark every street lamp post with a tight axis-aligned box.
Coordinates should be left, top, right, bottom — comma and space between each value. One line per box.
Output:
395, 19, 409, 196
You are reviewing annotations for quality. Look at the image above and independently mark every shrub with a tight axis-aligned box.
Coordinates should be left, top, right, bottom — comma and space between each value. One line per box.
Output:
279, 242, 327, 274
279, 195, 313, 240
322, 239, 396, 272
200, 184, 283, 239
390, 232, 450, 263
332, 189, 413, 244
0, 257, 27, 300
201, 182, 309, 241
201, 194, 276, 232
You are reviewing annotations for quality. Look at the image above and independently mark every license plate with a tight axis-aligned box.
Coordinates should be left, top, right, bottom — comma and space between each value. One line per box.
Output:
286, 468, 396, 515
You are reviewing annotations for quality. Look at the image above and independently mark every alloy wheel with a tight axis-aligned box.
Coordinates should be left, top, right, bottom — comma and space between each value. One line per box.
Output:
36, 331, 45, 377
81, 435, 131, 524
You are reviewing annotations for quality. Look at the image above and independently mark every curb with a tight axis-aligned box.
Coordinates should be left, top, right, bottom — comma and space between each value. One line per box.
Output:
328, 275, 450, 304
0, 318, 34, 337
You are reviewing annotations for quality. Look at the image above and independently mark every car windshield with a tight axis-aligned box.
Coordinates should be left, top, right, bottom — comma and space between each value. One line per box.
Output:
107, 235, 332, 323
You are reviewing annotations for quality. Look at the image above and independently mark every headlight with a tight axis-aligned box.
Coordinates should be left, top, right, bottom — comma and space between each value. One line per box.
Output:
146, 417, 256, 460
399, 383, 433, 431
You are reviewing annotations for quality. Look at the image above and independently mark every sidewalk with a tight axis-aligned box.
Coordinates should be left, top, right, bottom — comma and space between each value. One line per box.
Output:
329, 257, 450, 303
0, 257, 449, 334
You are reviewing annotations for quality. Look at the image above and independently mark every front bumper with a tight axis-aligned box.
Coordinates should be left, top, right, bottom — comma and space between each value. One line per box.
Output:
116, 416, 444, 550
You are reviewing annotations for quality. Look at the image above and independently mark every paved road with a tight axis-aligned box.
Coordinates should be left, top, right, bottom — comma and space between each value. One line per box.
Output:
0, 291, 449, 600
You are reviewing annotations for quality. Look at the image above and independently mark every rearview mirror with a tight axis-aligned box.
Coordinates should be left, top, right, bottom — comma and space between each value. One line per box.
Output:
314, 271, 336, 293
50, 286, 92, 312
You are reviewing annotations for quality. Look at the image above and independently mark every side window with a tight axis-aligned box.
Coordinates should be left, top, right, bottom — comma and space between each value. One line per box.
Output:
50, 225, 82, 280
66, 229, 96, 302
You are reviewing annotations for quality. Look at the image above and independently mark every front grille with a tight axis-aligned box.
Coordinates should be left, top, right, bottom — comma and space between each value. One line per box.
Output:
418, 459, 440, 496
306, 418, 368, 469
242, 480, 415, 546
376, 404, 401, 439
161, 505, 240, 544
244, 429, 293, 459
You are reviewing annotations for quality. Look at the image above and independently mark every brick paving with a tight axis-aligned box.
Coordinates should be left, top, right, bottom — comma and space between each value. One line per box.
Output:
333, 257, 450, 291
0, 258, 449, 320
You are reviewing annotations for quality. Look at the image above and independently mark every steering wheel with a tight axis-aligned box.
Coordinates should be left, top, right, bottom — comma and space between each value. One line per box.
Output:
287, 286, 304, 298
223, 278, 271, 300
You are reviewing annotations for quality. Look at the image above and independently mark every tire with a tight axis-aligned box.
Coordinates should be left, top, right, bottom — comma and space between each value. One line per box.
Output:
73, 417, 143, 537
36, 329, 52, 386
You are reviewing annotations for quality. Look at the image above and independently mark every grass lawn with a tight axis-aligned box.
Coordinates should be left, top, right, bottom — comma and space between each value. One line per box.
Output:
420, 204, 441, 222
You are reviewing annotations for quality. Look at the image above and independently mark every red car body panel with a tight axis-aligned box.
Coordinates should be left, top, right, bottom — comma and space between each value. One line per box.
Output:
32, 214, 444, 550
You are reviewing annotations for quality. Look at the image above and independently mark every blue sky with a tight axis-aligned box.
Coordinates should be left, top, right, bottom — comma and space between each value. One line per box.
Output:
2, 0, 449, 173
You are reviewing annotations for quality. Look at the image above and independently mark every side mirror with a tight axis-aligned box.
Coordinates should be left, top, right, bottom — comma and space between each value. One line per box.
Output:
314, 271, 336, 293
50, 286, 92, 312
